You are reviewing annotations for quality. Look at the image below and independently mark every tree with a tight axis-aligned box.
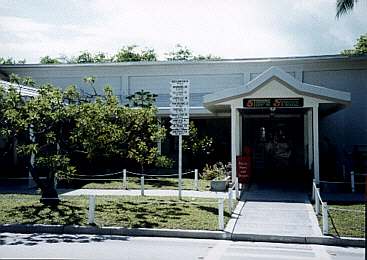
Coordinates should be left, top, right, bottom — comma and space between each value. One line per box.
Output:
126, 89, 158, 108
112, 45, 157, 62
183, 121, 214, 169
40, 56, 61, 64
341, 33, 367, 55
66, 51, 111, 64
166, 44, 220, 61
0, 57, 26, 64
126, 107, 172, 173
9, 73, 36, 87
0, 76, 171, 205
336, 0, 359, 18
166, 44, 193, 60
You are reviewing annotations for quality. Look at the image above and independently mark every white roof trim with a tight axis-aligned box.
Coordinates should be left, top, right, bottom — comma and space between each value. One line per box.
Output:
203, 66, 351, 106
0, 80, 39, 97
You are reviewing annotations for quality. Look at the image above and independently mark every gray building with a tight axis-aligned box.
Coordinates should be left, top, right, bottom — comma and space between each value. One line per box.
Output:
1, 54, 366, 186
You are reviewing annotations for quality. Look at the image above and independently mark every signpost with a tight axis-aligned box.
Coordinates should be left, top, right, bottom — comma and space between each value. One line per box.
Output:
170, 79, 190, 200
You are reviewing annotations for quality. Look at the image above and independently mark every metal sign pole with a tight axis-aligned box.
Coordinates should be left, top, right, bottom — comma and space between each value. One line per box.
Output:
178, 134, 182, 200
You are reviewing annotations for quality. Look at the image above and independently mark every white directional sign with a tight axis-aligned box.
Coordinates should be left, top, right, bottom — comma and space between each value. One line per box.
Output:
170, 129, 189, 136
170, 79, 190, 200
170, 79, 190, 136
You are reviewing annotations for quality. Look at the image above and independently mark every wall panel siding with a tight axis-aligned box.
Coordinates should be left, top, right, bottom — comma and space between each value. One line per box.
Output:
128, 74, 244, 95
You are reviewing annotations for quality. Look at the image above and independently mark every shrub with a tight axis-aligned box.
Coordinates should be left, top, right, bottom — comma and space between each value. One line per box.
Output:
201, 162, 229, 180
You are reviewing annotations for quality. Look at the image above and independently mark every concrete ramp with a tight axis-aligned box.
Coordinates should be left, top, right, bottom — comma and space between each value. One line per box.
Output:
232, 186, 322, 238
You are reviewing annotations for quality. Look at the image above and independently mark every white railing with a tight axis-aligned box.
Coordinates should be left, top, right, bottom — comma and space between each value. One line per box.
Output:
312, 179, 328, 235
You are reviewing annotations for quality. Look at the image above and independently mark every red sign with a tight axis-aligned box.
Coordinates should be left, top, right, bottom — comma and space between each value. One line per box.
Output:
236, 156, 252, 184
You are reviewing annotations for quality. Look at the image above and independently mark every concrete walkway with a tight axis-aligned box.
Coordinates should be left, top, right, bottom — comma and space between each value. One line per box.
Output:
59, 188, 227, 198
232, 184, 322, 237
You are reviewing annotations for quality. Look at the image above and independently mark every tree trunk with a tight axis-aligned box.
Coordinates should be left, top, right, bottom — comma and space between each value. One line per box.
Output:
27, 159, 60, 206
12, 136, 18, 166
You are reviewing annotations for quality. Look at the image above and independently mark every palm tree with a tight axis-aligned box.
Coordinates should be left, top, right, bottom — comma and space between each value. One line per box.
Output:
336, 0, 359, 18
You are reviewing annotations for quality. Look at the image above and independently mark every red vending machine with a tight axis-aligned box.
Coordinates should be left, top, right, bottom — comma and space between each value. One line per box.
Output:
236, 146, 252, 184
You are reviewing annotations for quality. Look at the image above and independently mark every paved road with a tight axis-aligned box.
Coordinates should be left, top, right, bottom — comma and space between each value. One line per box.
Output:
0, 233, 364, 260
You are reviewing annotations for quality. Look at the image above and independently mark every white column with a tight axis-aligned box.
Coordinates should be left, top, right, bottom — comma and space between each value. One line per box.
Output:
312, 105, 320, 184
231, 106, 240, 181
307, 109, 313, 171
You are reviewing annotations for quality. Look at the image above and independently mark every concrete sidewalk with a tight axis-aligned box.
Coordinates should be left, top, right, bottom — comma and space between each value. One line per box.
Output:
59, 188, 227, 198
232, 185, 322, 238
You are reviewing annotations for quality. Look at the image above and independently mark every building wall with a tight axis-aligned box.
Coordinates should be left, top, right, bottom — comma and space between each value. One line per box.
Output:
1, 56, 366, 175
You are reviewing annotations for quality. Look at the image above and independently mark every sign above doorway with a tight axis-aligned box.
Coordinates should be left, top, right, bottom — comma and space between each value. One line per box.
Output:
243, 98, 304, 108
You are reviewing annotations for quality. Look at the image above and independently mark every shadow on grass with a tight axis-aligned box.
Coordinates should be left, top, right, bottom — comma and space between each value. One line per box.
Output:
133, 178, 177, 189
96, 200, 189, 228
197, 205, 231, 218
9, 201, 87, 225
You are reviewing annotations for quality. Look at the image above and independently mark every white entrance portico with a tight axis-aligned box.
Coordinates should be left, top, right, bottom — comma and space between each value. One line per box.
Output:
203, 67, 351, 185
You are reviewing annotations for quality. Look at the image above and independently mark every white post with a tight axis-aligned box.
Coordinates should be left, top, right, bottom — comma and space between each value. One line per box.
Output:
218, 198, 224, 230
178, 135, 182, 200
315, 188, 320, 215
312, 179, 315, 201
228, 188, 233, 213
231, 106, 238, 182
88, 195, 96, 225
351, 171, 355, 193
141, 176, 144, 196
322, 202, 328, 235
235, 177, 240, 200
194, 169, 198, 191
123, 169, 127, 189
312, 105, 320, 185
307, 109, 313, 171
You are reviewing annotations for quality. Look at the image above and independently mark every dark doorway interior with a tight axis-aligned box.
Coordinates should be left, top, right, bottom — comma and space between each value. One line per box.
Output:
241, 109, 308, 190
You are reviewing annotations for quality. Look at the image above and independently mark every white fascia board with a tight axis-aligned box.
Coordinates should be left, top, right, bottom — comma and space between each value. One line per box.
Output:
0, 80, 39, 97
203, 66, 351, 105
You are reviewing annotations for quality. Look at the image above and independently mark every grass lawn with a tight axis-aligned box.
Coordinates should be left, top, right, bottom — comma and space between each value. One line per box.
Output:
79, 177, 211, 191
318, 204, 365, 238
0, 194, 236, 231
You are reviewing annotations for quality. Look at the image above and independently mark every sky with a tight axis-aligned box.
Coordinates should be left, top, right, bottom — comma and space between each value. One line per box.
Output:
0, 0, 366, 63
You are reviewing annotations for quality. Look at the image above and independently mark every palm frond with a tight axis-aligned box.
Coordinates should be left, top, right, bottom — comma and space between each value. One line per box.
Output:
336, 0, 357, 18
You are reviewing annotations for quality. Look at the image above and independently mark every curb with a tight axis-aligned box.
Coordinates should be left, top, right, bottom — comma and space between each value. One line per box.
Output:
0, 224, 227, 240
0, 224, 364, 247
232, 233, 365, 247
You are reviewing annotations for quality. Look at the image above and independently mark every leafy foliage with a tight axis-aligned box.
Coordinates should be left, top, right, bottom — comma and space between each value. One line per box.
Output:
40, 56, 61, 64
0, 76, 171, 203
182, 121, 215, 169
166, 44, 220, 61
341, 33, 367, 55
0, 57, 26, 64
126, 89, 158, 108
38, 46, 157, 64
183, 121, 213, 157
201, 162, 229, 180
9, 73, 36, 87
336, 0, 358, 18
112, 45, 157, 62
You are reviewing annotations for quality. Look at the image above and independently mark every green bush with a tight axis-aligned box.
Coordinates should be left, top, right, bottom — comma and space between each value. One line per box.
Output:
201, 162, 229, 180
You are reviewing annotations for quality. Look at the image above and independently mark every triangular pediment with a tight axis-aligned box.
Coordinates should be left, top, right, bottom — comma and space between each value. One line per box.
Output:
203, 66, 350, 109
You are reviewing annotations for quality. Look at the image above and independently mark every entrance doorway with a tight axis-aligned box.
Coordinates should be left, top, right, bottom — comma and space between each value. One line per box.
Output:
241, 109, 308, 189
